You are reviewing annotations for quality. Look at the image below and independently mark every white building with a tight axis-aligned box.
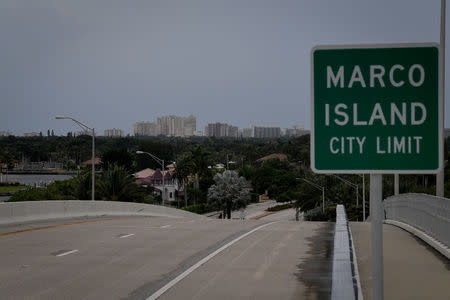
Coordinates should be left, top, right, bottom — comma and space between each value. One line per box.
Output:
135, 115, 196, 137
251, 126, 281, 138
0, 130, 12, 137
205, 122, 238, 138
23, 132, 40, 137
104, 128, 124, 137
133, 122, 159, 136
183, 115, 196, 136
284, 125, 309, 137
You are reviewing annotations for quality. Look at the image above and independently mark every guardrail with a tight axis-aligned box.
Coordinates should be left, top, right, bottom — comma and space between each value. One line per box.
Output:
0, 200, 205, 225
332, 205, 360, 300
384, 193, 450, 249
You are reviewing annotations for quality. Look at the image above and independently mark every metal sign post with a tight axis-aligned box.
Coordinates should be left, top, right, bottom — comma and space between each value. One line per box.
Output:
437, 0, 446, 197
370, 174, 384, 300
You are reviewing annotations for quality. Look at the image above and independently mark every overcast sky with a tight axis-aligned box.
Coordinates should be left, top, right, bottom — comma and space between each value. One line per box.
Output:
0, 0, 448, 135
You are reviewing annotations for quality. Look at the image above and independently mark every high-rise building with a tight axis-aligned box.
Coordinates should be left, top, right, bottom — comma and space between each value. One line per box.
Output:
136, 115, 196, 137
205, 122, 238, 138
104, 128, 124, 137
157, 115, 185, 136
183, 115, 196, 136
252, 126, 281, 138
0, 130, 12, 137
23, 132, 40, 137
284, 125, 309, 137
133, 122, 158, 136
240, 128, 252, 138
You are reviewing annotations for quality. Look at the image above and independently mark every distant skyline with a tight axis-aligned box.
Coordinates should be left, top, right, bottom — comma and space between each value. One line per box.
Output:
1, 0, 449, 135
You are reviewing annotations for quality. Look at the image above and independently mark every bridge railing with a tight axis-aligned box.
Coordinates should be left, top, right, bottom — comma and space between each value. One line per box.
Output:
384, 193, 450, 248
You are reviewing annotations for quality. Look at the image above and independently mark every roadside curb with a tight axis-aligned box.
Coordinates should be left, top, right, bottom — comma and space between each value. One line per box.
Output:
384, 220, 450, 260
249, 211, 275, 220
348, 224, 364, 300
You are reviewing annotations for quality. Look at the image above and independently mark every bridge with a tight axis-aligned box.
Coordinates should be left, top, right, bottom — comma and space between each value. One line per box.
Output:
0, 195, 448, 299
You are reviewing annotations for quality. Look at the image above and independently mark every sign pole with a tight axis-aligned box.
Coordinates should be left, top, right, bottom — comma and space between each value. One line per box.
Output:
362, 174, 366, 221
394, 174, 399, 195
437, 0, 446, 197
370, 174, 384, 300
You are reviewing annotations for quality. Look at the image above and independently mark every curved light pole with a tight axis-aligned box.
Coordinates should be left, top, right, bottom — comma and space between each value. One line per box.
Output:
297, 178, 325, 213
328, 174, 364, 221
136, 151, 165, 205
329, 174, 359, 206
55, 116, 95, 200
360, 174, 366, 221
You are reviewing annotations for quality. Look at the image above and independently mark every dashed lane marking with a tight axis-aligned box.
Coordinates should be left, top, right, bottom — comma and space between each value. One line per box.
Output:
118, 233, 135, 239
55, 250, 79, 257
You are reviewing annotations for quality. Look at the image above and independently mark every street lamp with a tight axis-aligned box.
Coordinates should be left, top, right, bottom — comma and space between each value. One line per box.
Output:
136, 150, 166, 205
328, 174, 359, 206
55, 116, 95, 200
360, 174, 366, 221
328, 174, 363, 220
297, 178, 325, 213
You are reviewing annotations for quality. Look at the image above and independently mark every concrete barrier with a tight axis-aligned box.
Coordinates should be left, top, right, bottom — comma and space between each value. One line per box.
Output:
332, 205, 363, 300
0, 200, 205, 225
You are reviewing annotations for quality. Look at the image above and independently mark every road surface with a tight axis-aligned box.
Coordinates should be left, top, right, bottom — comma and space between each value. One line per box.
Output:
351, 222, 450, 300
0, 213, 332, 299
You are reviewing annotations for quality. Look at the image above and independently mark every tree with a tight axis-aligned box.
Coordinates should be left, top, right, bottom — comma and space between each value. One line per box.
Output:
74, 171, 92, 200
97, 163, 143, 202
174, 153, 194, 207
190, 146, 213, 204
101, 149, 133, 171
207, 170, 250, 219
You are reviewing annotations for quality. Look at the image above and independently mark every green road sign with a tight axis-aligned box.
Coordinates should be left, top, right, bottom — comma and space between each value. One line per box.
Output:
311, 44, 443, 174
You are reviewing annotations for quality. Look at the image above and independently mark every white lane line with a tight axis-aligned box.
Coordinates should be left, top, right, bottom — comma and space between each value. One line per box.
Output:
160, 225, 171, 228
56, 250, 79, 257
146, 221, 278, 300
119, 233, 135, 239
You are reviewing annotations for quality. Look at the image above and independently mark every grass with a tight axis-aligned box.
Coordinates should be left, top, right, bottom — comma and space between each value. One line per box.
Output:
0, 185, 27, 193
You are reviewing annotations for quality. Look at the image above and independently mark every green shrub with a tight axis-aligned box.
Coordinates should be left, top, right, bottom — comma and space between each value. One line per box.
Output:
169, 200, 184, 207
267, 203, 292, 212
303, 205, 335, 221
7, 187, 76, 202
0, 182, 21, 186
277, 192, 291, 203
181, 204, 211, 214
250, 192, 259, 203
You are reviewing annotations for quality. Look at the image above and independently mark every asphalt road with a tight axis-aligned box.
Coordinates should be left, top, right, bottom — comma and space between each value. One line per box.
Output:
0, 213, 333, 300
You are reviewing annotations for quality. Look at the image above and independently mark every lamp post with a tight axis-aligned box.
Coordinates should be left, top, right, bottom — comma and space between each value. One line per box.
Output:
329, 174, 359, 206
328, 174, 364, 221
55, 116, 95, 201
360, 174, 366, 221
136, 151, 165, 205
297, 178, 325, 213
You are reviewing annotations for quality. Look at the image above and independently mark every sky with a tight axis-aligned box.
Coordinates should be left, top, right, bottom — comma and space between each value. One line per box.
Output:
0, 0, 448, 135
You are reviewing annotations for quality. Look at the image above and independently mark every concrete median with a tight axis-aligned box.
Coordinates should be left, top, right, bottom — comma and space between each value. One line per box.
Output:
0, 200, 204, 225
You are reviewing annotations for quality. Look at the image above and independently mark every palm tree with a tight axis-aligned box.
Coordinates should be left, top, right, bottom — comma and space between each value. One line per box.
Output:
189, 146, 212, 204
97, 163, 140, 202
174, 154, 194, 207
74, 171, 92, 200
190, 146, 211, 180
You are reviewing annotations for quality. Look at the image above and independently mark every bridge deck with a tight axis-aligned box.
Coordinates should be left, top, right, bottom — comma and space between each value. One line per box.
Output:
351, 222, 450, 300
